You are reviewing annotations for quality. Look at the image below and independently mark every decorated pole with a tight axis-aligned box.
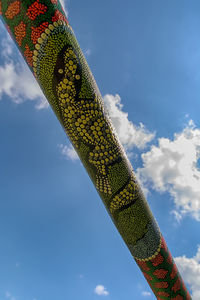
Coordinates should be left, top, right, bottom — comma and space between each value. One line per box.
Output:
0, 1, 191, 299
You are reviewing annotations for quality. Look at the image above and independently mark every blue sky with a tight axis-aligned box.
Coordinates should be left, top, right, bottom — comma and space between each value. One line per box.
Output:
0, 0, 200, 299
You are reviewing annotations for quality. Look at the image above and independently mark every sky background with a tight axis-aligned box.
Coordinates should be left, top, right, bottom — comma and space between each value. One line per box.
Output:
0, 0, 200, 299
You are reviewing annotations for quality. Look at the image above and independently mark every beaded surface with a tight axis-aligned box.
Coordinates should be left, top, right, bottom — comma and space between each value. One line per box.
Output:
0, 1, 191, 298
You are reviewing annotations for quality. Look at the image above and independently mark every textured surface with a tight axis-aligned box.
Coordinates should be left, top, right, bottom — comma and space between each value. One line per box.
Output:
0, 1, 192, 298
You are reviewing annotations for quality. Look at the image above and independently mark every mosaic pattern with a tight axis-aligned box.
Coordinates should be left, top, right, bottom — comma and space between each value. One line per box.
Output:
136, 237, 191, 299
0, 1, 192, 298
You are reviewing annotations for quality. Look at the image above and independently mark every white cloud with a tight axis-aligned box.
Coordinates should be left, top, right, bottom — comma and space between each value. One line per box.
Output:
103, 94, 155, 150
0, 28, 48, 109
58, 144, 79, 161
142, 291, 151, 297
175, 246, 200, 299
1, 34, 13, 59
94, 285, 109, 296
85, 49, 92, 57
0, 62, 48, 109
137, 120, 200, 220
171, 210, 182, 223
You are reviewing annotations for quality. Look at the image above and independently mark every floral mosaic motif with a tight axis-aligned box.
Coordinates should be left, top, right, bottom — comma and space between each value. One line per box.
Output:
136, 237, 191, 298
15, 21, 26, 46
5, 1, 20, 19
27, 0, 47, 20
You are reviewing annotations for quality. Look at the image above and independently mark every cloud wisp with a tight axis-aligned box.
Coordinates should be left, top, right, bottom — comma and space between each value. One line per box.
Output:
137, 120, 200, 221
175, 245, 200, 299
141, 291, 151, 297
103, 94, 155, 150
0, 61, 48, 109
58, 144, 79, 161
94, 285, 109, 296
0, 21, 48, 109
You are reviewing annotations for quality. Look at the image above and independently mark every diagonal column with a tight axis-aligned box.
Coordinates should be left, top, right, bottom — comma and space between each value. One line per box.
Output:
0, 1, 192, 298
